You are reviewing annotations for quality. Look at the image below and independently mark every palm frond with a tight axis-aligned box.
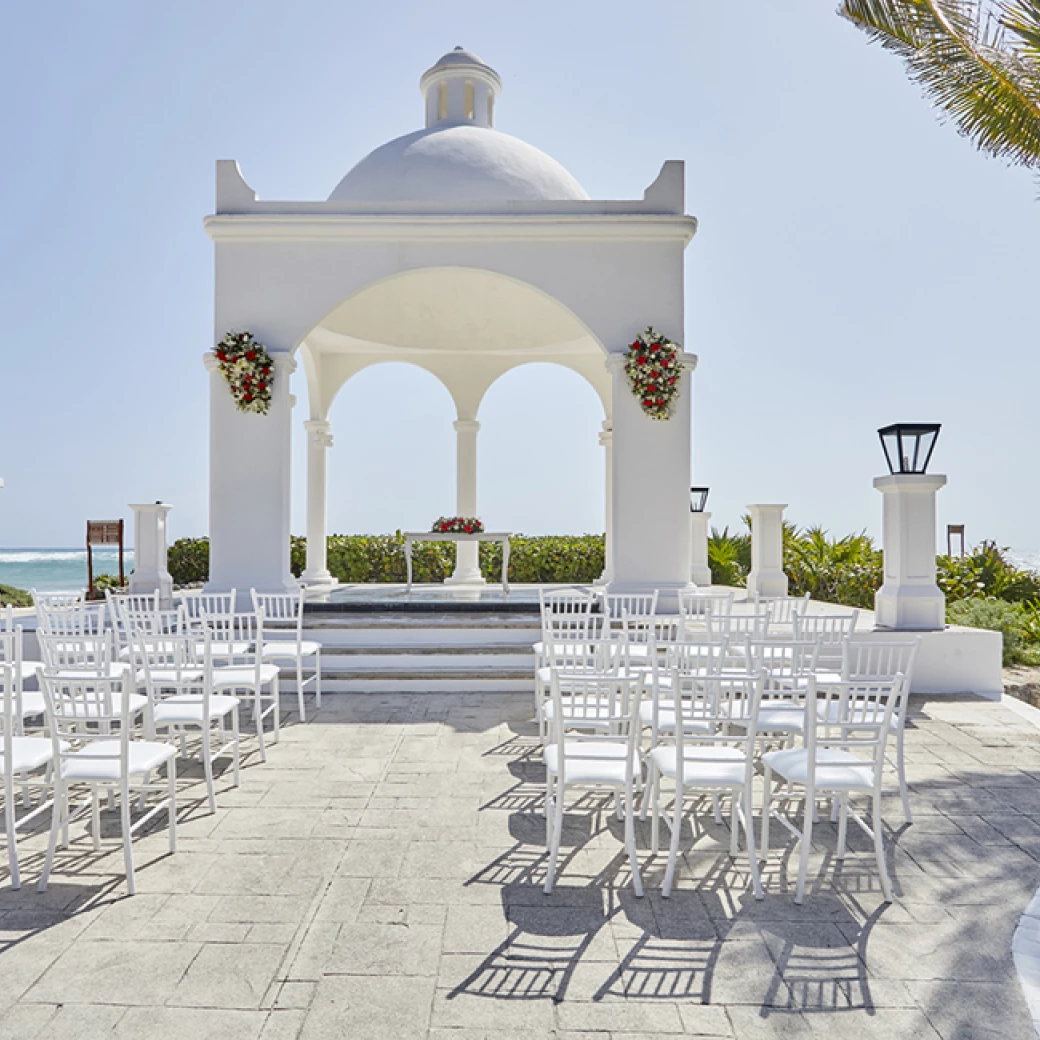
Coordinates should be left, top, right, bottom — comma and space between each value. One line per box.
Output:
839, 0, 1040, 168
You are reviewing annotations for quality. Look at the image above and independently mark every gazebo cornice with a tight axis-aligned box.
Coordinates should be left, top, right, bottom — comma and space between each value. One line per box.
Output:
203, 212, 698, 245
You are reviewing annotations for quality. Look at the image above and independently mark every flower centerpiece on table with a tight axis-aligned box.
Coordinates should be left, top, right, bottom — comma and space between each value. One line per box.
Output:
432, 517, 484, 534
623, 326, 682, 420
212, 330, 274, 415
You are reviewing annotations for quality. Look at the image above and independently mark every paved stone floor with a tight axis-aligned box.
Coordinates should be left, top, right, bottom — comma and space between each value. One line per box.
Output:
2, 693, 1040, 1039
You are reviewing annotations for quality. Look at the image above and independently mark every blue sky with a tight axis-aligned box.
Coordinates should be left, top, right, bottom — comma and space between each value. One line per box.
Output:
1, 1, 1036, 553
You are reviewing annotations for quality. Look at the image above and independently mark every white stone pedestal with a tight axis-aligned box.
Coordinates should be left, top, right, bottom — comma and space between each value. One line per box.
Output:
874, 473, 947, 631
129, 502, 173, 609
746, 503, 789, 599
690, 511, 712, 586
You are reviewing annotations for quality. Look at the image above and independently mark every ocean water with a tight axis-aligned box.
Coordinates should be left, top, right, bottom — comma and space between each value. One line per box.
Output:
0, 548, 134, 595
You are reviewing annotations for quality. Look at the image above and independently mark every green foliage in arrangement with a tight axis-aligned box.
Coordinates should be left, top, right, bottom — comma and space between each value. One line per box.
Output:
90, 574, 126, 592
0, 583, 32, 608
947, 597, 1040, 667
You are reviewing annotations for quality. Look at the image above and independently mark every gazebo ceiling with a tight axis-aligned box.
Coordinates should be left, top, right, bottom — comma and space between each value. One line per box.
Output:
311, 267, 601, 356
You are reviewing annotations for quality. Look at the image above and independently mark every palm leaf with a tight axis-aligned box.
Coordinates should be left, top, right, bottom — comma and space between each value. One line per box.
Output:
839, 0, 1040, 168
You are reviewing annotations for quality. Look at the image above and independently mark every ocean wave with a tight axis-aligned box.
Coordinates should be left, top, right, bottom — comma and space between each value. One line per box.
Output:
0, 549, 134, 564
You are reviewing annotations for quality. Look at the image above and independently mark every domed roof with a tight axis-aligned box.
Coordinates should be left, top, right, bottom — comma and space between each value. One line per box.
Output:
328, 47, 588, 205
328, 125, 589, 204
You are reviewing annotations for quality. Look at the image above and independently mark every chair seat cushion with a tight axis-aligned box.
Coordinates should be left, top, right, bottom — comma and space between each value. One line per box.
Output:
0, 736, 65, 773
62, 740, 177, 782
648, 744, 747, 787
211, 664, 280, 688
18, 690, 46, 718
262, 640, 321, 659
17, 660, 42, 681
205, 641, 253, 659
762, 747, 876, 791
543, 741, 631, 785
140, 668, 204, 686
154, 694, 240, 726
755, 703, 806, 734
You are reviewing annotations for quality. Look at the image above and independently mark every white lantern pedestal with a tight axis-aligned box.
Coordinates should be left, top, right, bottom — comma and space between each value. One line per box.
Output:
874, 473, 947, 631
129, 502, 173, 609
690, 510, 712, 587
746, 503, 788, 599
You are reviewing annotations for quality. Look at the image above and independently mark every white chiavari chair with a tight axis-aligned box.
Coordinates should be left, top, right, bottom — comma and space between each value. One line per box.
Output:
252, 589, 323, 722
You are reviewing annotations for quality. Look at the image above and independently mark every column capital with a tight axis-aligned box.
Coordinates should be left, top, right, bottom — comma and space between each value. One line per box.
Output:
304, 419, 333, 448
453, 418, 481, 434
598, 423, 613, 447
271, 353, 298, 375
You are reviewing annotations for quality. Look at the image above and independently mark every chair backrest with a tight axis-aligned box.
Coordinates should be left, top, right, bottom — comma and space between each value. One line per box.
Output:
542, 610, 607, 646
806, 676, 903, 788
679, 590, 734, 621
745, 639, 820, 686
668, 670, 766, 767
756, 594, 812, 626
1, 662, 14, 776
547, 671, 645, 784
40, 668, 138, 774
35, 601, 105, 638
38, 631, 116, 673
132, 631, 209, 707
666, 639, 728, 678
538, 587, 594, 623
843, 639, 920, 684
621, 612, 684, 645
707, 613, 769, 640
181, 590, 238, 627
542, 633, 620, 677
31, 590, 85, 610
602, 592, 658, 622
251, 590, 303, 645
795, 613, 859, 671
201, 608, 265, 668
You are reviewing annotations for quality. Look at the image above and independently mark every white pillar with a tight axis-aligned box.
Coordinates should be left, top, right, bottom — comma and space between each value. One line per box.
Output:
874, 473, 947, 630
595, 420, 614, 585
301, 419, 334, 587
606, 350, 697, 610
206, 351, 298, 597
129, 502, 173, 609
445, 418, 486, 586
690, 510, 712, 586
746, 503, 789, 599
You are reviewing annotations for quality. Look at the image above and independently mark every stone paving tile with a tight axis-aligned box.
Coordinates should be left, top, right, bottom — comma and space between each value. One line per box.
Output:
0, 693, 1039, 1038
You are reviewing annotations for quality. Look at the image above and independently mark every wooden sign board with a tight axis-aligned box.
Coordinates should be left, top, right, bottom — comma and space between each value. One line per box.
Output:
87, 521, 123, 546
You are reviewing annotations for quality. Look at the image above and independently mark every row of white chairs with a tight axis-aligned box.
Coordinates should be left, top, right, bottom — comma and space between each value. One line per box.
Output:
0, 588, 324, 894
534, 587, 918, 903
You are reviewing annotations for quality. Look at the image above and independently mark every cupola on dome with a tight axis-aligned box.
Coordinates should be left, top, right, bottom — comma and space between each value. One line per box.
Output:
328, 47, 589, 205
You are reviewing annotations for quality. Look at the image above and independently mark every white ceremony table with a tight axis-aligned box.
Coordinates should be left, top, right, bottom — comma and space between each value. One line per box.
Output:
403, 532, 512, 592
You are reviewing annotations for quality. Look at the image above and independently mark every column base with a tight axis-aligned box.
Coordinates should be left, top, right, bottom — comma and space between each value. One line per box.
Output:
690, 566, 713, 587
130, 574, 173, 610
874, 584, 946, 631
300, 569, 338, 589
444, 569, 487, 587
746, 569, 789, 599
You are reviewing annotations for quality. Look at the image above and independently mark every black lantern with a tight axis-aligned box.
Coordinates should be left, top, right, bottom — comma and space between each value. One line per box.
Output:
690, 486, 710, 512
877, 423, 941, 474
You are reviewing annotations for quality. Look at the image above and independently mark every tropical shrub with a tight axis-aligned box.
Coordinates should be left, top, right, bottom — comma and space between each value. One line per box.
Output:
168, 537, 210, 585
946, 597, 1040, 667
0, 583, 31, 608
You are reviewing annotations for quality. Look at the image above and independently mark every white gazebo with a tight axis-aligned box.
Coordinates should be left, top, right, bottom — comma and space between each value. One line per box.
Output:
203, 47, 699, 605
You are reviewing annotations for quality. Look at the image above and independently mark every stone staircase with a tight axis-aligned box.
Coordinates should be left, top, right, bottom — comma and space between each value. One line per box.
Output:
277, 610, 539, 694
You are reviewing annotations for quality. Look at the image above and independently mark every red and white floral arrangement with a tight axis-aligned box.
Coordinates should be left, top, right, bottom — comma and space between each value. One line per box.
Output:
624, 327, 682, 420
432, 517, 484, 534
213, 331, 274, 415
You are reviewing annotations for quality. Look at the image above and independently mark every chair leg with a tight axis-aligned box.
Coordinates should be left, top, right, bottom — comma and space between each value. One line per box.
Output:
729, 792, 739, 858
639, 759, 656, 821
120, 780, 135, 896
202, 723, 215, 814
168, 759, 177, 854
297, 658, 306, 722
5, 776, 19, 891
623, 783, 643, 898
742, 786, 764, 901
896, 724, 912, 824
91, 786, 102, 851
272, 675, 281, 744
872, 790, 893, 902
544, 781, 565, 895
254, 687, 267, 764
650, 774, 660, 855
38, 781, 63, 893
232, 705, 241, 787
795, 790, 814, 905
761, 765, 773, 862
314, 651, 322, 710
711, 792, 723, 825
662, 781, 684, 898
836, 795, 849, 860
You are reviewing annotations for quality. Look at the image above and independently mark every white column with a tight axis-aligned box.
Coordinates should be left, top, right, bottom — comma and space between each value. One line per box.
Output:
746, 503, 789, 599
595, 420, 614, 585
606, 350, 697, 610
445, 418, 486, 586
206, 351, 298, 598
129, 502, 173, 609
690, 510, 712, 586
874, 473, 947, 630
301, 419, 334, 587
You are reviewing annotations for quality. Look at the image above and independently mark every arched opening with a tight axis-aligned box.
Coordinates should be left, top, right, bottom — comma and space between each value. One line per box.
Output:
477, 363, 606, 536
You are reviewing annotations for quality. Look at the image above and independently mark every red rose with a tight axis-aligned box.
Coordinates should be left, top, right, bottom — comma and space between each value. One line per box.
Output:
257, 382, 266, 390
650, 343, 659, 352
656, 397, 664, 405
669, 377, 677, 384
638, 356, 647, 366
630, 340, 640, 350
246, 350, 256, 361
464, 525, 472, 533
244, 393, 253, 402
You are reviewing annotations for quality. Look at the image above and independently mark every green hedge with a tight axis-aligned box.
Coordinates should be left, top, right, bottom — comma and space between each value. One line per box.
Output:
169, 534, 605, 586
0, 583, 31, 608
